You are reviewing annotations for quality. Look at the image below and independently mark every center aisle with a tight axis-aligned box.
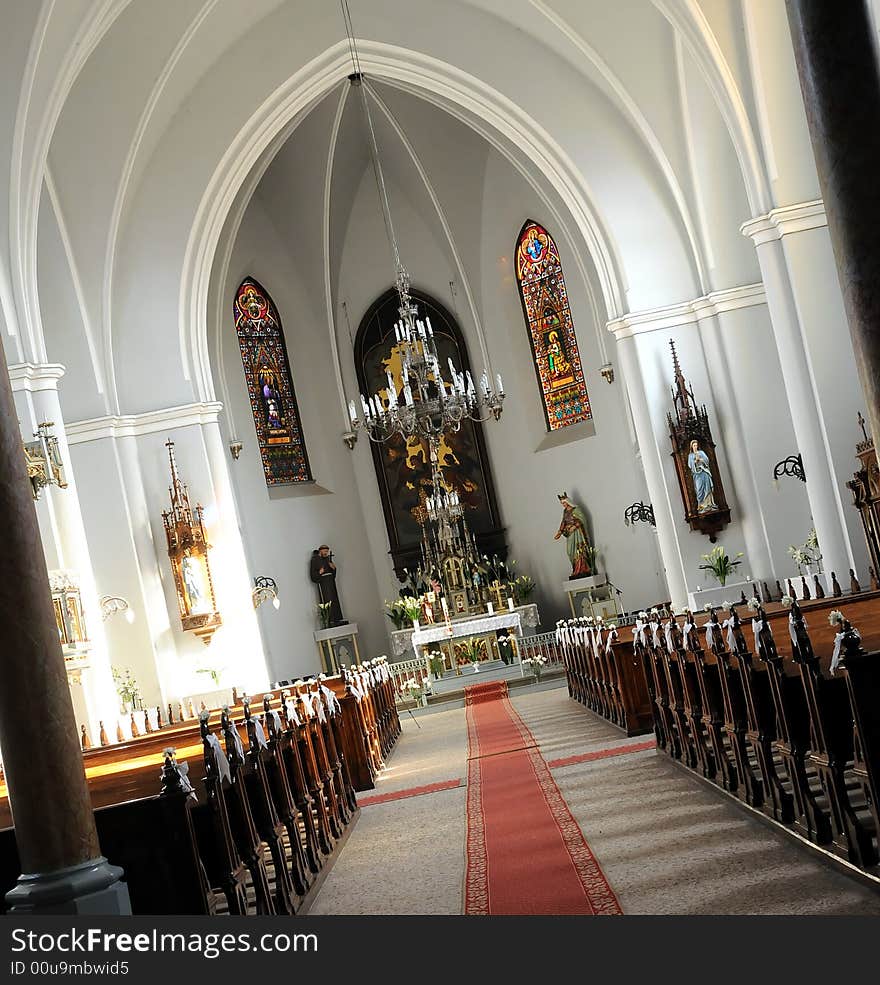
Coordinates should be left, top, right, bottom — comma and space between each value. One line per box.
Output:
307, 686, 880, 915
463, 681, 621, 915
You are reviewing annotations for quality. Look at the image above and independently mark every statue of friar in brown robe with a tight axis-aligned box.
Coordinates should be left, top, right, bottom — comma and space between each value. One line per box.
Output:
309, 545, 344, 627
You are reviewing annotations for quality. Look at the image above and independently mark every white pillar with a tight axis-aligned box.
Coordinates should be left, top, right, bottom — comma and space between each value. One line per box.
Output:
741, 219, 855, 582
614, 335, 689, 609
10, 364, 119, 742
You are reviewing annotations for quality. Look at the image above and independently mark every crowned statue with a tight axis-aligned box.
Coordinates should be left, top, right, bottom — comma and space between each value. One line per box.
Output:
555, 492, 592, 578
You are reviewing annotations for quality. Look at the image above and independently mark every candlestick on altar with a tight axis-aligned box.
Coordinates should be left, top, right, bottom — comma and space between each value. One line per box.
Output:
487, 602, 494, 614
441, 597, 450, 622
507, 597, 515, 612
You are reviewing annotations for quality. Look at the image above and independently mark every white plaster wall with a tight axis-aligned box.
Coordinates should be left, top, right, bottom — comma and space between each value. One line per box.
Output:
215, 195, 388, 681
477, 151, 666, 618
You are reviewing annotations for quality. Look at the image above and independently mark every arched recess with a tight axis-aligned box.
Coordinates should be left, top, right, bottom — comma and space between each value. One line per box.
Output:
354, 287, 505, 579
232, 276, 312, 485
515, 219, 592, 432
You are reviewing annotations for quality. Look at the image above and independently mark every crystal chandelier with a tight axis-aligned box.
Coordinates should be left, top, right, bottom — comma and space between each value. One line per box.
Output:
339, 0, 505, 447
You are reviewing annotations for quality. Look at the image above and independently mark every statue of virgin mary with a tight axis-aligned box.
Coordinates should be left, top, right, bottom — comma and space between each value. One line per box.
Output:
688, 439, 717, 513
554, 493, 592, 578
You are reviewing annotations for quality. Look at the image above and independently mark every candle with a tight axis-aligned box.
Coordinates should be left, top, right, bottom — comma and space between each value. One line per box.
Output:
497, 373, 504, 393
507, 597, 515, 612
441, 598, 450, 621
413, 619, 420, 630
487, 602, 494, 614
348, 400, 357, 422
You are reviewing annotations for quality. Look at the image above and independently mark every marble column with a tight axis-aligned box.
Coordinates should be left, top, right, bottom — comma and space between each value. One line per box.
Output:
787, 0, 880, 448
0, 350, 129, 912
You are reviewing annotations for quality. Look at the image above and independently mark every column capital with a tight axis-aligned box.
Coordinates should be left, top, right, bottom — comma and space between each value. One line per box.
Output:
740, 199, 826, 244
8, 362, 66, 392
606, 284, 766, 341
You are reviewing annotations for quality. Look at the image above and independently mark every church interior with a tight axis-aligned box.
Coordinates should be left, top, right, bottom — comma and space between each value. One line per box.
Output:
2, 0, 880, 920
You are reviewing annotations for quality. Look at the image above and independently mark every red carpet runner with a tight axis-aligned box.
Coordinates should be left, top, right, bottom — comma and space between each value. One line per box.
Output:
464, 681, 622, 915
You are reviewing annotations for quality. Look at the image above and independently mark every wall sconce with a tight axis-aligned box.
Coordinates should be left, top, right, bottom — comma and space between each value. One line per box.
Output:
252, 575, 280, 610
772, 452, 806, 483
24, 421, 68, 500
624, 501, 656, 526
162, 440, 222, 645
229, 438, 243, 460
100, 595, 136, 624
342, 430, 357, 450
599, 362, 615, 384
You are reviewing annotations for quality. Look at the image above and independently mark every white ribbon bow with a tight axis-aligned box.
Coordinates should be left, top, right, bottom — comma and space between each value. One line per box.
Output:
650, 622, 662, 649
227, 721, 246, 763
285, 699, 302, 727
605, 628, 618, 653
312, 693, 327, 723
205, 733, 232, 785
664, 623, 675, 654
269, 709, 284, 736
683, 622, 694, 648
704, 622, 717, 649
321, 684, 340, 715
252, 717, 268, 749
633, 620, 647, 647
831, 627, 860, 674
723, 618, 737, 653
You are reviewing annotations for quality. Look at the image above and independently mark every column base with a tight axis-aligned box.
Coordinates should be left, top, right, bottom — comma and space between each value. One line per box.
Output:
5, 857, 131, 914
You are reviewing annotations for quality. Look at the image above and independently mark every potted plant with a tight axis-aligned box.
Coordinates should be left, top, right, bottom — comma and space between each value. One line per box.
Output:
112, 666, 141, 714
316, 601, 333, 629
698, 546, 744, 587
461, 639, 482, 672
512, 575, 536, 603
384, 599, 408, 631
522, 654, 547, 682
427, 651, 445, 679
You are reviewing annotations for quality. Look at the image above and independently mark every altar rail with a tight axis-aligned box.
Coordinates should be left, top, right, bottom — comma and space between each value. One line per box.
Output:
518, 632, 564, 673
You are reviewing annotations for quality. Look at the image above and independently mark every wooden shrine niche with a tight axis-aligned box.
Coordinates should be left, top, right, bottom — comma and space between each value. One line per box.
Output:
847, 412, 880, 575
354, 288, 507, 579
666, 341, 730, 541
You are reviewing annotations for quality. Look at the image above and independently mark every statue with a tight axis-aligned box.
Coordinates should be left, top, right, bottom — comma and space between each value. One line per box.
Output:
309, 545, 344, 627
687, 439, 717, 513
555, 493, 592, 578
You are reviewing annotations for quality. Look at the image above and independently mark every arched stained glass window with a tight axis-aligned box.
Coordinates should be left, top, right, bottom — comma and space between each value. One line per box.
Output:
234, 277, 312, 485
515, 220, 592, 431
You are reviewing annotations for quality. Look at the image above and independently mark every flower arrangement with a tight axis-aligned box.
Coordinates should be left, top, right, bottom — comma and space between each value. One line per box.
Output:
427, 650, 445, 678
698, 546, 744, 587
788, 528, 823, 575
401, 677, 429, 706
746, 597, 761, 612
781, 595, 794, 608
384, 596, 422, 629
316, 601, 332, 629
112, 666, 141, 710
512, 574, 536, 602
460, 639, 482, 663
522, 654, 548, 680
828, 609, 844, 627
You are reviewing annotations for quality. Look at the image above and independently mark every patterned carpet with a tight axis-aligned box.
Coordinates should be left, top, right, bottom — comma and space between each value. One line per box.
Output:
463, 680, 620, 914
308, 685, 880, 915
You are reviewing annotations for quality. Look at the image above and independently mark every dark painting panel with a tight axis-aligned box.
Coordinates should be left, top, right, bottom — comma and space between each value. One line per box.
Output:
355, 290, 505, 576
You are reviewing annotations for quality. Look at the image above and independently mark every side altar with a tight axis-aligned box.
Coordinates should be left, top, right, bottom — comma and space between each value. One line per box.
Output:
390, 602, 540, 674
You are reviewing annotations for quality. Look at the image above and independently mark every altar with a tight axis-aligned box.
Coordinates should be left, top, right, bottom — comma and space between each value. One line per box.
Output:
398, 603, 540, 676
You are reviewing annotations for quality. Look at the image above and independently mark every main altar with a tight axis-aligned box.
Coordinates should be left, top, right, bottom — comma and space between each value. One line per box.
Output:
391, 602, 540, 674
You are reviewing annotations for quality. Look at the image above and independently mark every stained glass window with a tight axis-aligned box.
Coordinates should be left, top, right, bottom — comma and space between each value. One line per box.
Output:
233, 277, 312, 485
515, 220, 592, 431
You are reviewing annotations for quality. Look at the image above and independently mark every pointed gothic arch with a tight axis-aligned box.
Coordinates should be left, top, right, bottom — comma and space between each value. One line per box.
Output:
515, 220, 592, 431
233, 276, 312, 485
354, 287, 506, 579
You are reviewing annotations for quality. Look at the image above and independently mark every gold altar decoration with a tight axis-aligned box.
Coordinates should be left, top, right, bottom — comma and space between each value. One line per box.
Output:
161, 440, 222, 644
24, 421, 67, 500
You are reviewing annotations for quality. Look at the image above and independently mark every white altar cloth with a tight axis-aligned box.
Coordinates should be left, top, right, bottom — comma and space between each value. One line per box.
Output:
391, 603, 540, 657
410, 610, 523, 658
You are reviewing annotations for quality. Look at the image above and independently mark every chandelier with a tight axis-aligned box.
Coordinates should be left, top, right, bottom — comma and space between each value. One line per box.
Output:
339, 0, 505, 447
